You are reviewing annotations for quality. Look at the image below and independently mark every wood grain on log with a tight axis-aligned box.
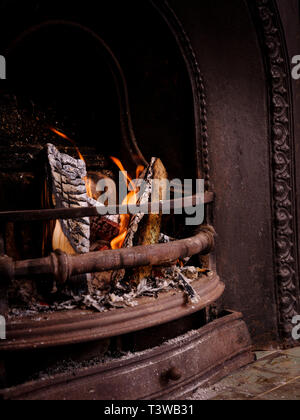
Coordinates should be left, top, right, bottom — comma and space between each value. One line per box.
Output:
111, 158, 156, 284
123, 157, 156, 249
47, 144, 90, 255
132, 158, 168, 282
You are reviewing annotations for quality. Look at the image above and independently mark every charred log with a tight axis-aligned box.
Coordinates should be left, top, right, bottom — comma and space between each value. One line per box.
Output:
47, 143, 90, 255
123, 157, 157, 249
132, 158, 168, 283
111, 157, 156, 284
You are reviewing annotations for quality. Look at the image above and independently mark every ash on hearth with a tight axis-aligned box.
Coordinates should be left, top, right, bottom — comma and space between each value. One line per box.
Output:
8, 266, 212, 318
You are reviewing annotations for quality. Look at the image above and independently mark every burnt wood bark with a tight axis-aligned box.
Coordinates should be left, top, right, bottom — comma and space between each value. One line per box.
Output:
132, 158, 168, 282
111, 157, 156, 284
123, 157, 157, 249
47, 143, 90, 255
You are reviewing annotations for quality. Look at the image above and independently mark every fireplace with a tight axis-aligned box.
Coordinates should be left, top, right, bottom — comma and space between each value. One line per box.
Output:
0, 0, 255, 400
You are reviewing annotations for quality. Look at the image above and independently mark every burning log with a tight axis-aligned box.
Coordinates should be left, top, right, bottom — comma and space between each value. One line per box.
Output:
46, 144, 120, 250
45, 143, 93, 294
122, 157, 156, 249
111, 157, 166, 284
47, 143, 90, 255
86, 173, 120, 245
131, 158, 168, 283
90, 216, 119, 244
45, 144, 122, 293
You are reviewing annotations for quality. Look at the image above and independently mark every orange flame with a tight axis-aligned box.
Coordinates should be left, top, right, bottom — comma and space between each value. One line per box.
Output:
50, 127, 93, 198
110, 157, 144, 250
85, 176, 93, 200
136, 165, 145, 179
50, 128, 85, 161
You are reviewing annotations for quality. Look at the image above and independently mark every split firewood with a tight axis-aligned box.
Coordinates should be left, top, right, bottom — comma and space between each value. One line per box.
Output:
45, 144, 122, 293
45, 145, 120, 251
112, 158, 168, 285
44, 144, 92, 294
131, 158, 168, 283
90, 215, 120, 244
84, 171, 120, 244
47, 143, 90, 255
123, 157, 157, 249
110, 158, 155, 285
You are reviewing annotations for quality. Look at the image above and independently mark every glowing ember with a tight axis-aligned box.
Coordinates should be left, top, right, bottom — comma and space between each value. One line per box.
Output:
110, 157, 144, 250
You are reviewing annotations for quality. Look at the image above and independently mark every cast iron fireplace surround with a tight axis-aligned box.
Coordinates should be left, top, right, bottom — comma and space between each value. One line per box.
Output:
0, 0, 299, 400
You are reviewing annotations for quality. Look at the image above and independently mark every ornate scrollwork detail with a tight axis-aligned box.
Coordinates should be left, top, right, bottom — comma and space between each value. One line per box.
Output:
253, 0, 300, 343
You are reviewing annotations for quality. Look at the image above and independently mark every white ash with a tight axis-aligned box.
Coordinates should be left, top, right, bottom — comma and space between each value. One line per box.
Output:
21, 267, 209, 316
173, 267, 200, 304
8, 308, 47, 319
94, 265, 204, 310
158, 233, 174, 243
29, 327, 201, 382
8, 266, 211, 317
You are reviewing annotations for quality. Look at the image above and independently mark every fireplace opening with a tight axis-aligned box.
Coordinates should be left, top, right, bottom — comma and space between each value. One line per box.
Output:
0, 15, 207, 313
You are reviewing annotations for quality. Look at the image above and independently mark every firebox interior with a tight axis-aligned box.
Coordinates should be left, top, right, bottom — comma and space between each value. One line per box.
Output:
0, 0, 197, 267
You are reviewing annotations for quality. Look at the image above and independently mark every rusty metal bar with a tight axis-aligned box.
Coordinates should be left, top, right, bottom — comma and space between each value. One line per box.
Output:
1, 227, 215, 284
0, 193, 214, 224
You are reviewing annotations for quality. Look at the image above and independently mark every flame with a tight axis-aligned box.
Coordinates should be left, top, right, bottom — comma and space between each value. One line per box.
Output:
50, 128, 85, 161
110, 157, 144, 250
136, 165, 145, 179
85, 176, 93, 199
50, 127, 93, 198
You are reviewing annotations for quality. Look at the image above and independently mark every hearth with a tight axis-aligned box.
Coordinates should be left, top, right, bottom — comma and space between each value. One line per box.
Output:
0, 0, 253, 400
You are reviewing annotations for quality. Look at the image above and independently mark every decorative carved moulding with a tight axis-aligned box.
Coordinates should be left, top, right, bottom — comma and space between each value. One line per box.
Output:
250, 0, 300, 344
